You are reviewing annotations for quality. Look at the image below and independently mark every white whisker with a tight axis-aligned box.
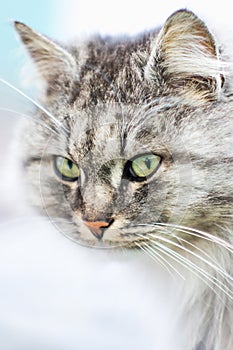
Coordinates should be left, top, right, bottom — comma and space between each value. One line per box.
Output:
147, 225, 233, 285
150, 239, 230, 301
136, 242, 173, 275
153, 222, 233, 253
136, 240, 185, 280
149, 236, 233, 300
0, 107, 58, 136
0, 78, 69, 134
172, 235, 233, 284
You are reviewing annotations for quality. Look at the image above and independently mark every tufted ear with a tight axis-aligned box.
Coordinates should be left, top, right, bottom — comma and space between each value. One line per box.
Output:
145, 9, 223, 101
14, 21, 78, 92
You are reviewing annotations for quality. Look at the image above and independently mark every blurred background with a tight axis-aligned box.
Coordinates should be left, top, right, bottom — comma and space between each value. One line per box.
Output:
0, 1, 233, 349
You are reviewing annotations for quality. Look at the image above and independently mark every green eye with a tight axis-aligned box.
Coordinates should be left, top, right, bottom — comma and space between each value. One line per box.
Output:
54, 156, 80, 181
130, 153, 161, 180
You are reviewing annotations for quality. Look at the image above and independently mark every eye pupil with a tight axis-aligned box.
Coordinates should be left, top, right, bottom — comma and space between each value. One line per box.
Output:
145, 157, 151, 169
67, 160, 73, 169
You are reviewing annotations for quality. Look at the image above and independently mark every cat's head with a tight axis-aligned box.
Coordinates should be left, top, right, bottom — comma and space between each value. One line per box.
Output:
15, 10, 233, 249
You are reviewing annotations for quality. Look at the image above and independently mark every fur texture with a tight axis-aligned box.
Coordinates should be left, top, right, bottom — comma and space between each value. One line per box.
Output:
13, 9, 233, 350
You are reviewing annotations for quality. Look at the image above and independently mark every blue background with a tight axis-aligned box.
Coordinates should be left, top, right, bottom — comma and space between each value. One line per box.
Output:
0, 1, 54, 86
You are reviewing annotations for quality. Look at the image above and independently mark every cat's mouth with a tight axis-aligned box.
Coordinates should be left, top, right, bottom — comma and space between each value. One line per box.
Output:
79, 226, 144, 249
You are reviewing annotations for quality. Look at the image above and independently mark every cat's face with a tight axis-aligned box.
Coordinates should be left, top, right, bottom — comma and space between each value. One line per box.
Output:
15, 10, 233, 249
27, 100, 192, 248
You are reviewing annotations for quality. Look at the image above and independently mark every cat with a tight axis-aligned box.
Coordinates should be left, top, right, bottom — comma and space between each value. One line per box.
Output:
7, 8, 233, 350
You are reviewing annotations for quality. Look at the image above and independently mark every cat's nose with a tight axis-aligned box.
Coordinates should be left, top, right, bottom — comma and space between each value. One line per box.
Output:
84, 220, 113, 239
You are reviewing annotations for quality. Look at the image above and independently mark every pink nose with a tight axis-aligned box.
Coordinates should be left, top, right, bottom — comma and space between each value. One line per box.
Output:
84, 221, 110, 239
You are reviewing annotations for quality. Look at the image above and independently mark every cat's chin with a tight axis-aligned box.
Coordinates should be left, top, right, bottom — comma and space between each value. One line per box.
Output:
67, 239, 140, 250
61, 231, 143, 250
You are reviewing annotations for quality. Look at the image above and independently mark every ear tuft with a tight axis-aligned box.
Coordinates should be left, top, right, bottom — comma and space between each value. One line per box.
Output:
145, 9, 223, 101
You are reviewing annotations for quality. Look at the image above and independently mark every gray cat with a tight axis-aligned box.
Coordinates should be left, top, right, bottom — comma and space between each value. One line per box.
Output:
10, 9, 233, 350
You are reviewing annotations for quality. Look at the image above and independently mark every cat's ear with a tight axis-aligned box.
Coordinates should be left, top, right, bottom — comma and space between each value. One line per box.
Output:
145, 9, 223, 101
14, 21, 77, 89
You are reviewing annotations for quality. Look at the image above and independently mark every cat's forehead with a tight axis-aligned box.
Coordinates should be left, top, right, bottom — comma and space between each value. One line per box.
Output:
68, 102, 132, 162
65, 99, 179, 165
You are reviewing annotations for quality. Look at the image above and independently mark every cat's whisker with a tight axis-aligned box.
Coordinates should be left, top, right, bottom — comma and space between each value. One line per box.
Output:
147, 234, 233, 299
139, 222, 233, 289
134, 224, 233, 298
136, 240, 185, 280
169, 233, 233, 284
146, 224, 233, 284
0, 78, 69, 135
151, 233, 233, 293
147, 237, 232, 301
136, 242, 174, 277
138, 232, 210, 284
153, 223, 233, 254
0, 107, 58, 136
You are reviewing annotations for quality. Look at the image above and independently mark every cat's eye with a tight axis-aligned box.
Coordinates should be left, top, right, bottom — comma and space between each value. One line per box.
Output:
54, 156, 80, 181
125, 153, 161, 181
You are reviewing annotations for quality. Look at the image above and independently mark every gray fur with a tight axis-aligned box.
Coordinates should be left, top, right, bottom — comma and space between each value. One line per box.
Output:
14, 9, 233, 350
